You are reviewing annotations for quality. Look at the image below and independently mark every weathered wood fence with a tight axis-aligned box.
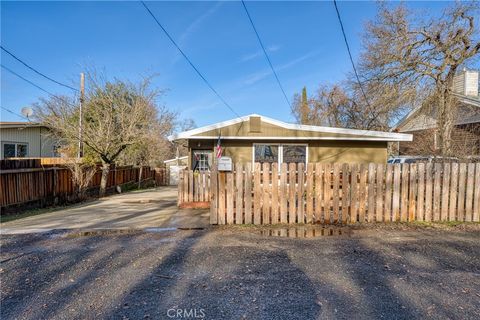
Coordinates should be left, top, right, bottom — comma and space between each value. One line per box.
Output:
178, 170, 211, 206
196, 162, 480, 225
1, 165, 168, 210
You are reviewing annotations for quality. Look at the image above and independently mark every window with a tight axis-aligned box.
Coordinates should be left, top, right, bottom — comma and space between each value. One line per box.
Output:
253, 144, 307, 166
282, 145, 306, 164
254, 145, 278, 163
192, 150, 212, 171
3, 143, 28, 158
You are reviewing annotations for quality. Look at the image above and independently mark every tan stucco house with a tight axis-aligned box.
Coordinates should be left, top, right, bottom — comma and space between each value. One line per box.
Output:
0, 122, 60, 159
169, 114, 412, 170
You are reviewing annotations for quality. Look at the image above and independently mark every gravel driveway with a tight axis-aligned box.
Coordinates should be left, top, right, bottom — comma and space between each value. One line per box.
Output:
1, 225, 479, 320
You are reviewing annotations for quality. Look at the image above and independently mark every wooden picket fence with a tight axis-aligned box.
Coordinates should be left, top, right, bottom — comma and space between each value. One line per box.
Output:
178, 170, 211, 206
199, 162, 480, 225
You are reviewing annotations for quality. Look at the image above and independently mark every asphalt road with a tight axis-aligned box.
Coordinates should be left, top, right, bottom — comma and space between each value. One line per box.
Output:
1, 225, 479, 320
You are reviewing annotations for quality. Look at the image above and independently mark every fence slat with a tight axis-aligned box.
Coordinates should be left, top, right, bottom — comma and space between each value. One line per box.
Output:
342, 163, 350, 224
457, 163, 466, 222
433, 164, 442, 221
210, 169, 218, 224
226, 172, 234, 224
235, 163, 243, 224
188, 170, 194, 203
306, 163, 314, 224
384, 165, 393, 222
367, 163, 376, 223
350, 164, 358, 223
280, 163, 288, 223
244, 163, 253, 224
315, 163, 323, 223
408, 164, 417, 222
254, 163, 261, 225
324, 164, 333, 224
271, 163, 279, 224
332, 163, 341, 223
465, 163, 475, 222
449, 163, 458, 221
297, 163, 305, 224
288, 163, 296, 224
441, 163, 451, 221
262, 162, 271, 224
425, 163, 433, 222
400, 164, 410, 222
416, 163, 425, 222
217, 172, 226, 225
473, 163, 480, 222
358, 164, 367, 223
375, 164, 384, 222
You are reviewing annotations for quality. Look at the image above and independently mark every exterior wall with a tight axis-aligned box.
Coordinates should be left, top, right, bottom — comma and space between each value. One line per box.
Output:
0, 127, 58, 159
186, 139, 388, 168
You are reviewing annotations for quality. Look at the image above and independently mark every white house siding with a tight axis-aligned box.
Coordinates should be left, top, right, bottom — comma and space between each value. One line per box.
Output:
0, 126, 58, 159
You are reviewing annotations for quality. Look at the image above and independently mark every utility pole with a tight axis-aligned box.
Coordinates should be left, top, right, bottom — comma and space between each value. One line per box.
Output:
78, 72, 85, 158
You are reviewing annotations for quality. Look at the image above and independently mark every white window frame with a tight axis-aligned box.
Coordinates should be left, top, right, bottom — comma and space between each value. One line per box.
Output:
2, 142, 29, 158
252, 143, 308, 168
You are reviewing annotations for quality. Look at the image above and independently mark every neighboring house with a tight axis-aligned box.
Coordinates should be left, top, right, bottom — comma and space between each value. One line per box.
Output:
168, 114, 412, 170
0, 122, 61, 159
393, 69, 480, 156
163, 156, 188, 169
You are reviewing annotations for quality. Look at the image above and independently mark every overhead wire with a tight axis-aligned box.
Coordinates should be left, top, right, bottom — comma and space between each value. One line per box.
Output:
1, 45, 78, 92
240, 0, 291, 108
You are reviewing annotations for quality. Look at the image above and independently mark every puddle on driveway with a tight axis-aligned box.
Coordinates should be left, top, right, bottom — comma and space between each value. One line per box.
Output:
260, 226, 353, 238
65, 227, 205, 238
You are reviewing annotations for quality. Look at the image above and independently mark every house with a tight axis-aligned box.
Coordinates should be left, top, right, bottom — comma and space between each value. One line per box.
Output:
168, 114, 412, 170
0, 122, 61, 159
393, 69, 480, 156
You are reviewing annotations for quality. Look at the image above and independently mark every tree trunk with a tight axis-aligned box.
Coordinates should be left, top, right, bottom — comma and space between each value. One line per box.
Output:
99, 162, 110, 197
138, 166, 143, 189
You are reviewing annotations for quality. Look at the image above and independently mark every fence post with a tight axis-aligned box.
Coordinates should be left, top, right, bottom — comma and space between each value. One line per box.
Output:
441, 163, 451, 221
210, 169, 218, 225
465, 163, 475, 222
271, 163, 279, 224
288, 163, 296, 224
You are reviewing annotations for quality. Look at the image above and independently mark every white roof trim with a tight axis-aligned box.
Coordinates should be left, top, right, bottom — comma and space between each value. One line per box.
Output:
169, 114, 412, 142
185, 135, 412, 142
163, 156, 188, 163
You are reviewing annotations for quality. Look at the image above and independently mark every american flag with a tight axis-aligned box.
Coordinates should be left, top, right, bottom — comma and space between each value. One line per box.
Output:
216, 134, 222, 158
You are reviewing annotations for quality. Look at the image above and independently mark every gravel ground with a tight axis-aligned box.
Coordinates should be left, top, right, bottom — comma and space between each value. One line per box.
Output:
1, 224, 479, 320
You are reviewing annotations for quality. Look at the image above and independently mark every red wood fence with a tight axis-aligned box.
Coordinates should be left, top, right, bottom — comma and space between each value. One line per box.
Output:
1, 165, 168, 210
202, 162, 480, 225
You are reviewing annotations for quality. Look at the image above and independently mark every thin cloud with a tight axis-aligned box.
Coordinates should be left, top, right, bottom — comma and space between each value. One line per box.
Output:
240, 45, 281, 62
243, 50, 320, 85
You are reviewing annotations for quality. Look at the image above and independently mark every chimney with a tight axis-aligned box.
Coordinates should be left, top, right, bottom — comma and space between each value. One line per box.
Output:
453, 69, 479, 97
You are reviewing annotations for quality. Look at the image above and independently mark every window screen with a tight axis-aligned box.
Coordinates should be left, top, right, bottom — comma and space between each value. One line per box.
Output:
282, 145, 306, 164
254, 145, 279, 163
3, 144, 15, 158
16, 144, 27, 157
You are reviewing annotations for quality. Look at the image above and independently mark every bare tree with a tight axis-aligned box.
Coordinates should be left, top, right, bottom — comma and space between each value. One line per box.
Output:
35, 72, 173, 197
360, 2, 480, 156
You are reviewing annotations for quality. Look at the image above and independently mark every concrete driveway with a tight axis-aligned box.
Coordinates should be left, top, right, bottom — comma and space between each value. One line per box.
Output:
1, 187, 209, 234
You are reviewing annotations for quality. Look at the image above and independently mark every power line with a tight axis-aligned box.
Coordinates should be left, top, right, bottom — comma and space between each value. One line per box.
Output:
1, 45, 78, 92
332, 0, 371, 108
2, 64, 77, 108
0, 106, 29, 120
2, 64, 56, 96
140, 1, 240, 118
241, 0, 291, 108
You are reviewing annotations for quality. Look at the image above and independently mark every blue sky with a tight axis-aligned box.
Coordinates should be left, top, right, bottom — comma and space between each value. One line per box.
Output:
1, 1, 455, 128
